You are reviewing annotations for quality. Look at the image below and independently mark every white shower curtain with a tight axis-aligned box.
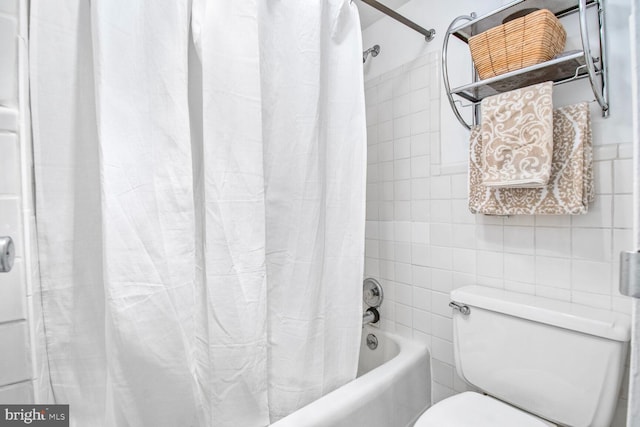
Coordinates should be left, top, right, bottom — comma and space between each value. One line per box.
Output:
30, 0, 366, 426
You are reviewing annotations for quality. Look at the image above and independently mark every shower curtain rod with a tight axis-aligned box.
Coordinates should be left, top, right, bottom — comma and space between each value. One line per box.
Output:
359, 0, 435, 42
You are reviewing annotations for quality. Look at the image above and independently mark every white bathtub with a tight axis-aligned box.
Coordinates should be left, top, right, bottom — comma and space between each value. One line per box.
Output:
271, 325, 431, 427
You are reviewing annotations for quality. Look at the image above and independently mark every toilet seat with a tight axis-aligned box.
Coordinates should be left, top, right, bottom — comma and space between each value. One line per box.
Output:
415, 392, 556, 427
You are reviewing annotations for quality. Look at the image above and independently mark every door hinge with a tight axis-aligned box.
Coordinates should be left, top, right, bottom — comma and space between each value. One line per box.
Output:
620, 251, 640, 298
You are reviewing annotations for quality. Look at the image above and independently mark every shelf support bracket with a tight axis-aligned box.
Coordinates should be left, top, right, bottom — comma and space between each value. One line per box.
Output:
442, 14, 476, 130
579, 0, 609, 116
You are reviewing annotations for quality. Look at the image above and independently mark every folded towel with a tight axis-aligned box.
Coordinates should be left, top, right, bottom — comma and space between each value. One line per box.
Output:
481, 81, 554, 188
469, 101, 594, 215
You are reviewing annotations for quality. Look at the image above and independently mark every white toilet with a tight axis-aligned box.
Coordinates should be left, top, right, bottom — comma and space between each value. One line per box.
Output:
415, 285, 631, 427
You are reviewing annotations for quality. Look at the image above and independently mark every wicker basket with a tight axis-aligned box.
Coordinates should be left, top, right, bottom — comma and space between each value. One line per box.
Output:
468, 9, 566, 80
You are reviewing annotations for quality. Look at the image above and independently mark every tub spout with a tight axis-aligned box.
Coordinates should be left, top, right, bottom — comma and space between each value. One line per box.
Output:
363, 307, 380, 326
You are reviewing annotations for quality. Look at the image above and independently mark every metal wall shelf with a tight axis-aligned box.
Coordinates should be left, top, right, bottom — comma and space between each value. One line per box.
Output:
451, 0, 597, 42
442, 0, 608, 130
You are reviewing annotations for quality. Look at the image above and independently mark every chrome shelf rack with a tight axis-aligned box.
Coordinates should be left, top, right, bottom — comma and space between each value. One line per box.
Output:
442, 0, 608, 130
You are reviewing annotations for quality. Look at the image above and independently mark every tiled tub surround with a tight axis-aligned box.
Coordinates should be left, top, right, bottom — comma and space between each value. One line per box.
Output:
363, 52, 632, 426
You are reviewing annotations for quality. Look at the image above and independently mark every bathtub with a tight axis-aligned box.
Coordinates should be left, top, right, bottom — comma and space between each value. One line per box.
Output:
271, 325, 431, 427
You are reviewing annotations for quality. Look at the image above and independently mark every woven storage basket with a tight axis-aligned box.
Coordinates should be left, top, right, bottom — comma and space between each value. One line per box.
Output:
468, 9, 566, 80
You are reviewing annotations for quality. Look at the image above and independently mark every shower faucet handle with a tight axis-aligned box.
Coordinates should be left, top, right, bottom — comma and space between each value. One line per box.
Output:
363, 277, 384, 308
0, 236, 15, 273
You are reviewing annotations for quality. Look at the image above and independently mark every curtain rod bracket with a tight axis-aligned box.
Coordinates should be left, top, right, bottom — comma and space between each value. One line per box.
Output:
360, 0, 436, 43
425, 29, 436, 42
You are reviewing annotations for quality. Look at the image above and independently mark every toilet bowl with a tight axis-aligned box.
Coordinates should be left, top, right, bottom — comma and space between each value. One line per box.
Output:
415, 285, 630, 427
415, 392, 555, 427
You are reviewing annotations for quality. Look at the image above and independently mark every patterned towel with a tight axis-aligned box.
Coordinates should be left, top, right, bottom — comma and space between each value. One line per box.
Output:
481, 81, 554, 188
469, 102, 594, 215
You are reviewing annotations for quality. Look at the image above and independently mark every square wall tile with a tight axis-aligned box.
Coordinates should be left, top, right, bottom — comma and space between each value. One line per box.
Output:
411, 178, 429, 200
477, 251, 503, 279
452, 248, 476, 274
412, 287, 431, 311
430, 246, 452, 270
432, 359, 453, 388
411, 222, 429, 244
431, 269, 452, 293
503, 226, 534, 255
0, 107, 17, 131
0, 134, 19, 195
430, 199, 451, 223
432, 337, 454, 364
410, 65, 429, 90
412, 265, 430, 288
395, 242, 412, 263
394, 115, 411, 139
0, 15, 17, 106
395, 303, 412, 327
571, 228, 612, 262
572, 195, 612, 228
430, 176, 451, 199
411, 133, 429, 157
572, 260, 612, 295
412, 308, 431, 334
450, 174, 467, 199
613, 159, 633, 194
394, 137, 411, 160
0, 259, 25, 322
504, 254, 535, 284
378, 100, 392, 123
395, 281, 412, 304
451, 200, 475, 224
613, 229, 633, 258
0, 322, 30, 386
393, 93, 411, 118
432, 314, 453, 341
431, 291, 452, 318
476, 225, 503, 252
411, 244, 429, 266
451, 224, 476, 249
535, 227, 570, 258
614, 195, 632, 229
430, 223, 451, 247
0, 197, 21, 257
535, 256, 571, 289
594, 161, 612, 194
410, 88, 429, 113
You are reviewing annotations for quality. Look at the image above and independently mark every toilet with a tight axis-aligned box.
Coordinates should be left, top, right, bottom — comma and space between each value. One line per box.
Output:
415, 285, 631, 427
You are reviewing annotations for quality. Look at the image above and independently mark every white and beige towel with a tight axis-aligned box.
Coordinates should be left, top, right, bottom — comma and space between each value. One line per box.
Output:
481, 81, 554, 188
469, 101, 594, 215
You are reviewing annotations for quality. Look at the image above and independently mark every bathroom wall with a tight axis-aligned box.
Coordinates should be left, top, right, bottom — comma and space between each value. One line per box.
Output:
359, 0, 633, 425
0, 0, 36, 403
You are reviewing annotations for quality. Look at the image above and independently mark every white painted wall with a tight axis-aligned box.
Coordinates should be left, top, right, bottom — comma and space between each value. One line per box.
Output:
0, 0, 35, 404
361, 1, 634, 425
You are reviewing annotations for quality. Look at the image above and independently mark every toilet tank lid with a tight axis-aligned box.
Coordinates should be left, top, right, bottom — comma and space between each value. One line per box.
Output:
451, 286, 631, 342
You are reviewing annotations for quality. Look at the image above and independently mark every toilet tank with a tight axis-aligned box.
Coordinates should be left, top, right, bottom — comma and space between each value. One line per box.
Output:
451, 286, 630, 427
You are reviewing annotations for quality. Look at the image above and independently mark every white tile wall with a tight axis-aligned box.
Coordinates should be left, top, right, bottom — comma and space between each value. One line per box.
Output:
364, 52, 633, 425
0, 0, 34, 403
